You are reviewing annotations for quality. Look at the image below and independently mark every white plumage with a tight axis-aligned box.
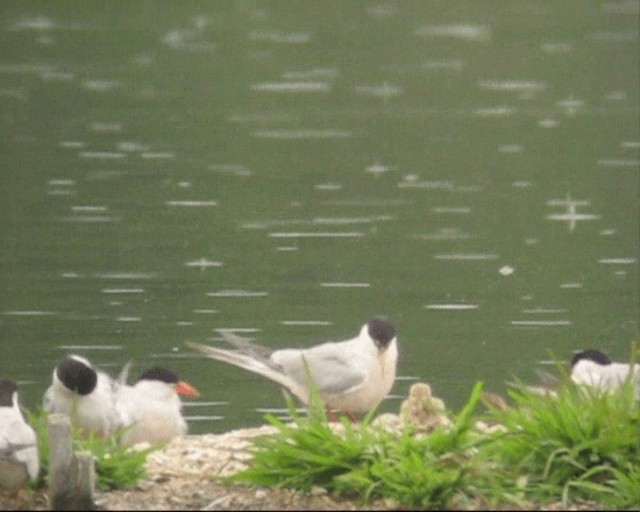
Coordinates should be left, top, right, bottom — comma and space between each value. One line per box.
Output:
115, 367, 199, 446
0, 380, 39, 489
187, 318, 398, 416
43, 355, 121, 438
571, 349, 639, 392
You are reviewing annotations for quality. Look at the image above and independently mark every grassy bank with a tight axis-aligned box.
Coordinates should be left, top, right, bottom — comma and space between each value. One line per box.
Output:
23, 361, 639, 510
27, 410, 157, 491
230, 377, 639, 510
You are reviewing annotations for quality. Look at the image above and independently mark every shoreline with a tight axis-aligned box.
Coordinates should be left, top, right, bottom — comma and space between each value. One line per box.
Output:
3, 379, 625, 511
1, 421, 602, 511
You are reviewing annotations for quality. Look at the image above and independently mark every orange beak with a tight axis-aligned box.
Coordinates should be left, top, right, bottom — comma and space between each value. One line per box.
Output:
175, 380, 200, 397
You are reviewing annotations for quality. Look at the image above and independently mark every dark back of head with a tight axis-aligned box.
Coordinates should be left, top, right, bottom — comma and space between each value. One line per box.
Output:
0, 379, 18, 407
57, 357, 98, 396
367, 318, 396, 350
137, 367, 179, 385
571, 349, 612, 368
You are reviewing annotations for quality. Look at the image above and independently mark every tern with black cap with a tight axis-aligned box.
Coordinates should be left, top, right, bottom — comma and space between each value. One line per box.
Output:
115, 367, 200, 446
571, 349, 639, 391
187, 318, 398, 418
43, 355, 121, 438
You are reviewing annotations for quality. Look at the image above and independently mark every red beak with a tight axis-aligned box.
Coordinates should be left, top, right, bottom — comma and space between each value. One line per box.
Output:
175, 380, 200, 397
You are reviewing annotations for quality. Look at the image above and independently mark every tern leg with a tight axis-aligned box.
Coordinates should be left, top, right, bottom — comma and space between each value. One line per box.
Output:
345, 412, 357, 423
323, 407, 357, 423
325, 406, 338, 423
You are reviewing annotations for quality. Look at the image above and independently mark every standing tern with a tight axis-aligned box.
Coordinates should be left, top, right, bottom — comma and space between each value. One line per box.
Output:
187, 318, 398, 417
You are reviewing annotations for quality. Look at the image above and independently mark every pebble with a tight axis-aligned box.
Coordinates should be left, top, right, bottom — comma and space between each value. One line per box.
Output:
310, 486, 328, 496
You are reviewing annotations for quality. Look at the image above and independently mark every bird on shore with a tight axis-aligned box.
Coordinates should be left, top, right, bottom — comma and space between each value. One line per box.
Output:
187, 318, 398, 419
115, 367, 200, 446
0, 379, 39, 489
43, 355, 121, 438
570, 349, 639, 391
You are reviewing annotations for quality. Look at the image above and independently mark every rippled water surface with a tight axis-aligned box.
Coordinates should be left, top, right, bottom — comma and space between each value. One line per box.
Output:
1, 1, 638, 433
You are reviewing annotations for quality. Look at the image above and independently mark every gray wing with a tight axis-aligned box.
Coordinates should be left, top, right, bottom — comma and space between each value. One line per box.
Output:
186, 341, 307, 400
273, 343, 367, 396
216, 329, 274, 360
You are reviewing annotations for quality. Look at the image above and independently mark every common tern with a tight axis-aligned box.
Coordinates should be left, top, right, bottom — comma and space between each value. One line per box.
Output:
0, 379, 39, 489
187, 318, 398, 417
43, 355, 121, 438
571, 349, 639, 392
115, 367, 200, 446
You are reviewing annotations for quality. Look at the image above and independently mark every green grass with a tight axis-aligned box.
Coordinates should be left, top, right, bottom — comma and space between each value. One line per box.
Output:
229, 382, 488, 508
27, 409, 158, 491
480, 377, 639, 509
229, 362, 640, 510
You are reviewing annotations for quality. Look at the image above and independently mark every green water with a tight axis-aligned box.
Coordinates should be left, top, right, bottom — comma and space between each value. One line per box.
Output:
1, 1, 638, 433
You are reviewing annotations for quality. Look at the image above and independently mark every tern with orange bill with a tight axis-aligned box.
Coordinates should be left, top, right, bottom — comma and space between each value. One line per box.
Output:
115, 367, 200, 446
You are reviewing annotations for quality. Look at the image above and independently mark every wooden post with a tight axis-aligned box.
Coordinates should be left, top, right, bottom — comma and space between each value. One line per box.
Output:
75, 451, 96, 508
47, 414, 95, 511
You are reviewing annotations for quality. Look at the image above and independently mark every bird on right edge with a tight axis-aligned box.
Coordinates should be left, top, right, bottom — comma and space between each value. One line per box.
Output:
187, 318, 398, 419
570, 349, 640, 392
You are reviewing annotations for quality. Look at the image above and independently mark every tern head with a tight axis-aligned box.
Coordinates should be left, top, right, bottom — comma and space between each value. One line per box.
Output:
0, 379, 18, 407
367, 318, 396, 351
56, 355, 98, 396
571, 349, 612, 368
137, 367, 200, 397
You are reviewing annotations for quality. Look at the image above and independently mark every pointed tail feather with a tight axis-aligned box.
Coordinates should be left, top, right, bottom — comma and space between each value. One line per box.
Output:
215, 329, 274, 359
117, 360, 133, 386
185, 342, 307, 401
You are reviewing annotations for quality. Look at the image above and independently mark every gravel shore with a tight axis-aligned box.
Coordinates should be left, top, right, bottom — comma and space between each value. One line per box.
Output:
0, 424, 395, 511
